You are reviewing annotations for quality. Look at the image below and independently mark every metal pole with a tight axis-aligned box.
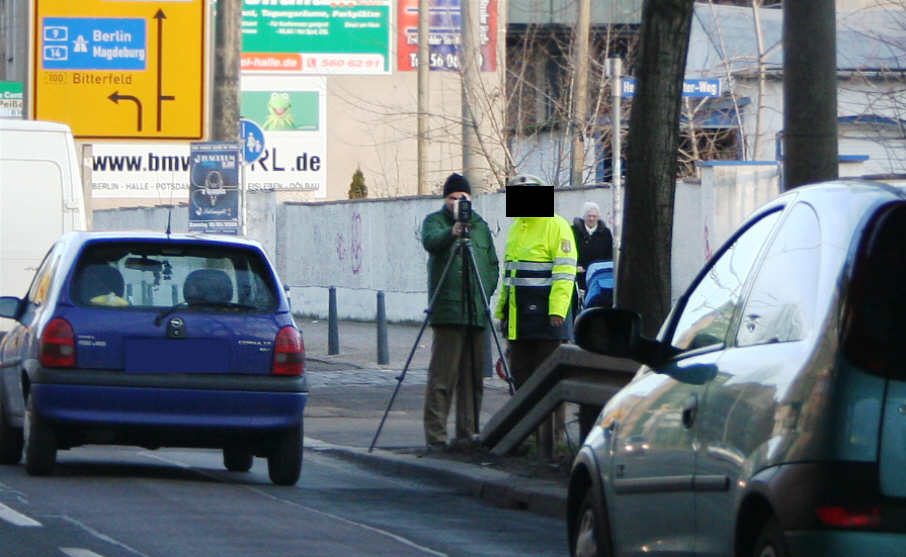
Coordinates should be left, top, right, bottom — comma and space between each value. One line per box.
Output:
460, 0, 480, 188
328, 286, 339, 355
376, 290, 389, 365
212, 0, 240, 142
417, 0, 430, 194
610, 58, 623, 272
569, 0, 591, 187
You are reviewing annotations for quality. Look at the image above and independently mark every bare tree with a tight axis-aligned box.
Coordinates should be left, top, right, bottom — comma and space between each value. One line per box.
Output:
619, 0, 696, 335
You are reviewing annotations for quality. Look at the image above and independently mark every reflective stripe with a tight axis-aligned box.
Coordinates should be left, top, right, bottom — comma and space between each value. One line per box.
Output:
504, 261, 554, 271
551, 273, 575, 281
553, 257, 575, 266
504, 277, 553, 287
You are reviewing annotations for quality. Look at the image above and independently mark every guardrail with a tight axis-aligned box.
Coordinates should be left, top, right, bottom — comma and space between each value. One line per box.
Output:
480, 344, 638, 456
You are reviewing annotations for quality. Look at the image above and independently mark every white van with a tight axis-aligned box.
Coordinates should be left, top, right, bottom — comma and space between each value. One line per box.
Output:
0, 119, 86, 309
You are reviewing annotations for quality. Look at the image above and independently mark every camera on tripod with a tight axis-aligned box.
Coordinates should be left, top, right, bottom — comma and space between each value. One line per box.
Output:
453, 196, 472, 224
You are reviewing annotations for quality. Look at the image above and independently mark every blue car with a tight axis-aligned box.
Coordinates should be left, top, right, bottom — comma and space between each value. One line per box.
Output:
0, 232, 307, 485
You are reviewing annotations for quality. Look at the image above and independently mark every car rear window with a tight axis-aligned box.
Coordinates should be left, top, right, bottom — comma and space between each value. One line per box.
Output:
843, 203, 906, 378
71, 242, 277, 312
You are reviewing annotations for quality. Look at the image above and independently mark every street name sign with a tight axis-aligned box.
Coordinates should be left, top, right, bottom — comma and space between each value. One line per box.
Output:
33, 0, 206, 140
621, 77, 722, 98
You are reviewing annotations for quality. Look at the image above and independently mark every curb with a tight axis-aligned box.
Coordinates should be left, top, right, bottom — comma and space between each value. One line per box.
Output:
305, 437, 567, 520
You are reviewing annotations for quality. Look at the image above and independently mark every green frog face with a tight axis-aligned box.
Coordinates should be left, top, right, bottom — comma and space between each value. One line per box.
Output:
263, 92, 295, 130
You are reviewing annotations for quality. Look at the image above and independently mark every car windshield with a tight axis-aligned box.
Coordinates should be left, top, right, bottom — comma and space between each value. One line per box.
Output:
71, 241, 277, 312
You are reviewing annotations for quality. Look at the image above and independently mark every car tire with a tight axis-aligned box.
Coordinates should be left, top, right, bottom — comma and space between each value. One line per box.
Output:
267, 420, 303, 486
223, 447, 253, 472
572, 491, 611, 557
23, 397, 56, 476
753, 517, 788, 557
0, 396, 23, 465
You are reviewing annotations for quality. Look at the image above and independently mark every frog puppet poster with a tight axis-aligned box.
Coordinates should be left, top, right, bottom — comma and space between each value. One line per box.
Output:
239, 76, 327, 197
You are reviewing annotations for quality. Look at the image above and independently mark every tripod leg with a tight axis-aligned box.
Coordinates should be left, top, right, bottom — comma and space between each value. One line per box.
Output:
463, 241, 516, 395
369, 239, 462, 453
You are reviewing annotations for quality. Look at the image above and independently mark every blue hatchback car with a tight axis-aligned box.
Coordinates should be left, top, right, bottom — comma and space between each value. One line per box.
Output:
0, 232, 307, 485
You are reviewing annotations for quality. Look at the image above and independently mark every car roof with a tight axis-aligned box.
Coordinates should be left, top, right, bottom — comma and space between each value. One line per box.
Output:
60, 231, 266, 251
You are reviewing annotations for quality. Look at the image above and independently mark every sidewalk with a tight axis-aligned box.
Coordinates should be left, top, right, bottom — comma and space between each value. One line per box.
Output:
297, 316, 571, 519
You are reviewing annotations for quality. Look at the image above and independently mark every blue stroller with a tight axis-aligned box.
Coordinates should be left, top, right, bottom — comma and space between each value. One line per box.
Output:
583, 261, 614, 309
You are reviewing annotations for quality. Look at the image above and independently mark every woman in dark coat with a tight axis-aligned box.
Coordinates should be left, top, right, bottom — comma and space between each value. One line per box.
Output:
572, 201, 613, 291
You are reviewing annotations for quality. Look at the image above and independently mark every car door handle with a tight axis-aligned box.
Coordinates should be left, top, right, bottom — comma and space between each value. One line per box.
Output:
682, 393, 698, 429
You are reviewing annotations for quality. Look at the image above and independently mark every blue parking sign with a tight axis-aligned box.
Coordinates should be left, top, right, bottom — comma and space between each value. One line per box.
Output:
239, 119, 266, 165
42, 17, 147, 71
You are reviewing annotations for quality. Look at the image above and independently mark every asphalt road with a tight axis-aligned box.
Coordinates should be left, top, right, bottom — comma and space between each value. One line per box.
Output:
0, 444, 567, 557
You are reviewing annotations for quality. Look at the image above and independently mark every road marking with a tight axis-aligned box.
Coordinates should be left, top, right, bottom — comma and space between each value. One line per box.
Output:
247, 486, 449, 557
0, 502, 42, 527
140, 451, 448, 557
61, 549, 106, 557
58, 515, 152, 557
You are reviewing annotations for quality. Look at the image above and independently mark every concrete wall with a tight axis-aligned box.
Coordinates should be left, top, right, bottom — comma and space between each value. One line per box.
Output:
94, 163, 782, 322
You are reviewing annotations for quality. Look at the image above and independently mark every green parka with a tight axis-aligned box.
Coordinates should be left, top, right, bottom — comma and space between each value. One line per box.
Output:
421, 206, 499, 328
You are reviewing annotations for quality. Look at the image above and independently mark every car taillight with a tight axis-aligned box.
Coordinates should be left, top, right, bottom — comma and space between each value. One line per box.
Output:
272, 326, 304, 376
816, 506, 881, 528
40, 317, 75, 368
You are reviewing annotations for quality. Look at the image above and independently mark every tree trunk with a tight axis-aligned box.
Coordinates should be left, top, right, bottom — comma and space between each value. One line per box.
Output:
617, 0, 695, 337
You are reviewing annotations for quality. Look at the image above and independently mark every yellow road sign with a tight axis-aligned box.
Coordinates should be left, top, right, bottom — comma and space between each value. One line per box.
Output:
33, 0, 206, 140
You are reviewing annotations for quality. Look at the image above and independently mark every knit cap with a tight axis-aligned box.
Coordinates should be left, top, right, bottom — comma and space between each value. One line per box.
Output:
443, 173, 471, 197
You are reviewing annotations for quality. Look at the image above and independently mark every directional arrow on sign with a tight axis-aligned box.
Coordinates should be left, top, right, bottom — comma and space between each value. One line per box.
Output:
155, 9, 176, 132
108, 91, 143, 131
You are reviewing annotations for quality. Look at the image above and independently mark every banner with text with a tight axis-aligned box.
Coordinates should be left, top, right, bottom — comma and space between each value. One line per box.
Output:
397, 0, 498, 72
241, 1, 391, 75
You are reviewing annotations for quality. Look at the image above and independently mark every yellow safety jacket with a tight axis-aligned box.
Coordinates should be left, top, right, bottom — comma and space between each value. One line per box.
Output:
494, 215, 577, 340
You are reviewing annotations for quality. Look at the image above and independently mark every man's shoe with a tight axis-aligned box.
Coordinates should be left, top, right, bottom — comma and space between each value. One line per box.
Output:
424, 442, 446, 454
448, 436, 478, 451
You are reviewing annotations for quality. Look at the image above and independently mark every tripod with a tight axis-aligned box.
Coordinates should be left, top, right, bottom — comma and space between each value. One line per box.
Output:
369, 231, 514, 452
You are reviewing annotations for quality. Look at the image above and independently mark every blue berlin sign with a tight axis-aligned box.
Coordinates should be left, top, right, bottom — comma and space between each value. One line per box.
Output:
42, 17, 147, 71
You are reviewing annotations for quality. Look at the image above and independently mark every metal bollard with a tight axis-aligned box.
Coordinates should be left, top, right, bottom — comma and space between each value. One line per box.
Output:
376, 290, 389, 365
328, 286, 339, 355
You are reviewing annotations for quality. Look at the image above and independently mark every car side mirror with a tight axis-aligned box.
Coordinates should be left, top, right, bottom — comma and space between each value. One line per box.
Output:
0, 296, 23, 321
574, 306, 678, 367
574, 307, 643, 358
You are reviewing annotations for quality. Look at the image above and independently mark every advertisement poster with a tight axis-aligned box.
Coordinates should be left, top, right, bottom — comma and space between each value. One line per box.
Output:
188, 142, 240, 234
241, 1, 391, 75
240, 75, 327, 197
397, 0, 497, 72
0, 81, 24, 118
91, 143, 191, 199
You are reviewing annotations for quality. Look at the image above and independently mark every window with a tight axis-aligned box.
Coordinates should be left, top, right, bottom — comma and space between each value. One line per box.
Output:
737, 204, 821, 346
842, 203, 906, 376
670, 210, 781, 351
26, 245, 60, 306
71, 242, 277, 311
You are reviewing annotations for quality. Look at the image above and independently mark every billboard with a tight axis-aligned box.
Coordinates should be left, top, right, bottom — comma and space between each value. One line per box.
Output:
240, 75, 327, 197
241, 1, 392, 75
397, 0, 498, 72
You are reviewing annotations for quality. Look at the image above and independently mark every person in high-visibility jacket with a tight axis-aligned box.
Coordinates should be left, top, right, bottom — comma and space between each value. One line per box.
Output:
495, 174, 577, 389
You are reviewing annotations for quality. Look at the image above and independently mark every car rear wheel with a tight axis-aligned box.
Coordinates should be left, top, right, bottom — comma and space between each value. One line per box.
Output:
223, 447, 253, 472
24, 397, 56, 476
573, 491, 610, 557
267, 420, 303, 486
0, 397, 23, 465
753, 517, 788, 557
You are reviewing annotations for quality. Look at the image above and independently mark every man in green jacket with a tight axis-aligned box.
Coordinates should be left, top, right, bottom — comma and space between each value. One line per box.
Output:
421, 173, 499, 451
